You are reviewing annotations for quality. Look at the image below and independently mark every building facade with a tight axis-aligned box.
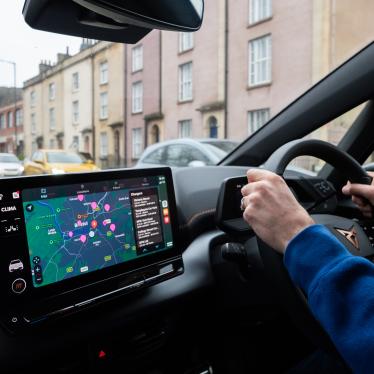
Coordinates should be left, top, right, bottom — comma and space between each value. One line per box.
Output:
23, 41, 125, 168
0, 100, 23, 155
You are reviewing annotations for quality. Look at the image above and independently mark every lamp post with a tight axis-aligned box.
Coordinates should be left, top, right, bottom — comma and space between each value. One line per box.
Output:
0, 59, 18, 155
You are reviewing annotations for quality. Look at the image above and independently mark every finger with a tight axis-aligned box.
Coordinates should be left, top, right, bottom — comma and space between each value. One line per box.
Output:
241, 180, 267, 196
246, 168, 279, 183
352, 195, 367, 207
342, 183, 374, 200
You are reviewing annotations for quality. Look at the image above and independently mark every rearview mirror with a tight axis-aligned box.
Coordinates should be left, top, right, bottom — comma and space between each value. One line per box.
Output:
23, 0, 204, 44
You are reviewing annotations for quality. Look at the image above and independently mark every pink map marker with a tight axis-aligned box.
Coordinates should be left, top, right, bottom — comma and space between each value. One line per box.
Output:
110, 223, 116, 232
91, 202, 97, 210
77, 194, 84, 202
80, 235, 87, 244
104, 204, 110, 212
77, 220, 82, 227
68, 231, 73, 238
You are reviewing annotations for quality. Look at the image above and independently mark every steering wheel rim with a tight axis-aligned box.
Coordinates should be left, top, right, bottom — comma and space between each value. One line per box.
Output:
259, 139, 373, 362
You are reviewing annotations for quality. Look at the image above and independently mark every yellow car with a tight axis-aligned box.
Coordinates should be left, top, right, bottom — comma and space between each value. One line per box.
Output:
23, 149, 100, 176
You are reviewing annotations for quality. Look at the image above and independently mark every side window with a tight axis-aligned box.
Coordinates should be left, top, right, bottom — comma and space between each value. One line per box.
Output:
143, 148, 165, 164
165, 145, 210, 167
32, 152, 43, 163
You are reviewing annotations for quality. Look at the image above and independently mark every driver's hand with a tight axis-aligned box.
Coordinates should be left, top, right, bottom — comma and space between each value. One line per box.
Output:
241, 169, 314, 254
342, 172, 374, 218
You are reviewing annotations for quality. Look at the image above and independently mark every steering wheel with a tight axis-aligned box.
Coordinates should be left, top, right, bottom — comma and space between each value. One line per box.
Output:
260, 139, 374, 359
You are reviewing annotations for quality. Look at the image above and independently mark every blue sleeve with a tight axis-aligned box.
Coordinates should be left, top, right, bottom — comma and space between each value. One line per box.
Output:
284, 224, 374, 374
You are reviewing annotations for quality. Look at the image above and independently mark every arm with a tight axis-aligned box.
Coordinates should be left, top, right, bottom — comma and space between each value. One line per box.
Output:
285, 224, 374, 373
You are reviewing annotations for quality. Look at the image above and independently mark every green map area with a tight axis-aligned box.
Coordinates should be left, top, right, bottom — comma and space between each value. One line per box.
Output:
23, 190, 138, 287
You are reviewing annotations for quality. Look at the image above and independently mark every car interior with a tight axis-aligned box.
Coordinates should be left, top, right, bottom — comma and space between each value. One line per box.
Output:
1, 1, 374, 373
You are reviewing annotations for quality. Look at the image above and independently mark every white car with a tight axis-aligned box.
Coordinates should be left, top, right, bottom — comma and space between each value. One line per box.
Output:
136, 139, 239, 168
0, 153, 24, 177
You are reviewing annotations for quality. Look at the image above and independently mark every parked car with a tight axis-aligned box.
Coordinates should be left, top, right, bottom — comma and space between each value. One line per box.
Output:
0, 153, 24, 177
23, 149, 100, 176
136, 139, 239, 168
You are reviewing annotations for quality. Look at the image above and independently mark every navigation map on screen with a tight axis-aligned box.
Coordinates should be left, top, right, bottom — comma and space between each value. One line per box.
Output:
22, 176, 174, 288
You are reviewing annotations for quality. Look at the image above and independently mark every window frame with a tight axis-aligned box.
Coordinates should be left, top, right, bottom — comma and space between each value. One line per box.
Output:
248, 108, 270, 134
248, 34, 272, 87
132, 128, 143, 159
179, 32, 194, 53
49, 107, 56, 130
72, 72, 80, 91
132, 45, 144, 73
99, 61, 109, 85
132, 81, 143, 114
100, 132, 108, 158
178, 62, 193, 102
178, 119, 192, 138
100, 92, 109, 120
72, 100, 79, 124
249, 0, 272, 25
49, 82, 56, 101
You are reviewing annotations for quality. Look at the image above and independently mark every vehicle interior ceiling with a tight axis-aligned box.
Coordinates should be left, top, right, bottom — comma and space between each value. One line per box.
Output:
3, 2, 374, 374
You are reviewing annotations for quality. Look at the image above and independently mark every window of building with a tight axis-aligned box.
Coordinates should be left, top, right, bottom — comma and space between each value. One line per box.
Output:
72, 72, 79, 91
49, 82, 56, 101
132, 128, 143, 159
179, 119, 192, 138
179, 62, 193, 102
31, 113, 36, 134
72, 136, 79, 150
248, 108, 270, 134
179, 32, 194, 53
7, 112, 13, 128
100, 132, 108, 158
132, 45, 143, 72
16, 109, 23, 127
49, 108, 56, 130
73, 101, 79, 124
30, 91, 36, 107
249, 35, 272, 86
100, 61, 109, 85
100, 92, 108, 119
0, 114, 5, 130
49, 138, 56, 149
132, 81, 143, 114
249, 0, 272, 25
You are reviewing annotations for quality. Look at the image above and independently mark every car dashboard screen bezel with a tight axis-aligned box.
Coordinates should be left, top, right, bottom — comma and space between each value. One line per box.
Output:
0, 167, 181, 329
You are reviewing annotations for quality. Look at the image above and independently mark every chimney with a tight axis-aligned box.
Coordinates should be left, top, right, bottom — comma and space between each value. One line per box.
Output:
39, 60, 51, 74
57, 47, 71, 63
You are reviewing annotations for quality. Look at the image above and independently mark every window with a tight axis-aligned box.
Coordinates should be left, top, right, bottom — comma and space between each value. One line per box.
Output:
72, 101, 79, 124
100, 132, 108, 158
72, 136, 79, 150
248, 108, 270, 134
143, 147, 165, 164
16, 109, 23, 127
49, 138, 56, 149
132, 45, 143, 72
31, 113, 36, 134
132, 82, 143, 114
7, 112, 13, 128
49, 108, 56, 130
249, 0, 272, 25
100, 92, 108, 119
0, 114, 5, 129
208, 116, 218, 138
249, 35, 272, 86
72, 72, 79, 91
165, 145, 210, 167
179, 62, 193, 102
132, 128, 143, 159
179, 32, 194, 52
179, 119, 192, 138
49, 82, 56, 100
100, 61, 109, 85
30, 91, 36, 107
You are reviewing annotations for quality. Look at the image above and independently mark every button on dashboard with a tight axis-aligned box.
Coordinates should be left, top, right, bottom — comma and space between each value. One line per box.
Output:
11, 278, 26, 294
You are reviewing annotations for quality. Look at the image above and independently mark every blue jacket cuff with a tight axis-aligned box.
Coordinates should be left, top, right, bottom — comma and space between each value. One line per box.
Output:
284, 224, 352, 294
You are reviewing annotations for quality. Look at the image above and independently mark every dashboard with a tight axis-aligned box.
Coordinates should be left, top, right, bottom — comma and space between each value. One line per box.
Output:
0, 165, 358, 372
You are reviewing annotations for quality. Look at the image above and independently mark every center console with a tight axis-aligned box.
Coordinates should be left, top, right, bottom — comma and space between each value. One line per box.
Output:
0, 167, 182, 332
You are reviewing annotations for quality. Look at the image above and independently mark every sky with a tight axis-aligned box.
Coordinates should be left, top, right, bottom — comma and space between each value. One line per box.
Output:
0, 0, 82, 87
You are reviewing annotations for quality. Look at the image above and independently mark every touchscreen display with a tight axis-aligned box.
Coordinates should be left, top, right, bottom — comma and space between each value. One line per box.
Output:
22, 175, 174, 288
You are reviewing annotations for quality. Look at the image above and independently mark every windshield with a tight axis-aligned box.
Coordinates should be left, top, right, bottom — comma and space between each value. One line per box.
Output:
0, 154, 19, 163
46, 152, 83, 164
0, 1, 373, 175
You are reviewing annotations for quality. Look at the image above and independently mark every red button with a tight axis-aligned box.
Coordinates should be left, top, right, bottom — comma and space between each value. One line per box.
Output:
164, 216, 170, 224
12, 278, 26, 294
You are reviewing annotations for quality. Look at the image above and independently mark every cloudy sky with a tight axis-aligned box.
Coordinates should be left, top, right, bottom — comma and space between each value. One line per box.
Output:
0, 0, 82, 87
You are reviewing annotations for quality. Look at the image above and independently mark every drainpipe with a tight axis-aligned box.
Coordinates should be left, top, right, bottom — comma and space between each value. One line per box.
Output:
224, 0, 229, 139
91, 50, 96, 160
124, 44, 128, 167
